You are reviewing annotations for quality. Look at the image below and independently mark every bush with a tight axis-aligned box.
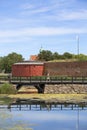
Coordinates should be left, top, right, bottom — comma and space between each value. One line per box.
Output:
0, 83, 17, 94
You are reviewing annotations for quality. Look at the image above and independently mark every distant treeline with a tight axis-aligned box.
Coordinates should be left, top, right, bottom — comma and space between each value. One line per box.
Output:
0, 52, 24, 73
0, 50, 87, 73
38, 50, 87, 61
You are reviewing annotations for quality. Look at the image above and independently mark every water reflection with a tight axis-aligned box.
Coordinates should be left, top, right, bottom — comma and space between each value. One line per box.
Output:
0, 100, 87, 130
7, 100, 87, 111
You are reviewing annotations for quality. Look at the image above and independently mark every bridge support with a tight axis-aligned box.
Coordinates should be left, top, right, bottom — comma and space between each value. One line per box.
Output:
35, 84, 45, 93
16, 84, 22, 90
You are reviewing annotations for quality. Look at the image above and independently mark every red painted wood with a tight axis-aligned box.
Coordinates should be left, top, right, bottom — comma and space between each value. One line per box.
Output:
12, 63, 44, 77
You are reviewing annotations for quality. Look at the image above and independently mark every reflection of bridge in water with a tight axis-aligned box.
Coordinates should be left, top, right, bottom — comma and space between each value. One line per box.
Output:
0, 100, 87, 111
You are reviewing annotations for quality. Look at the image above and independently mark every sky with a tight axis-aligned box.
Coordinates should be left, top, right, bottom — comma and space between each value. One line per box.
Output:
0, 0, 87, 60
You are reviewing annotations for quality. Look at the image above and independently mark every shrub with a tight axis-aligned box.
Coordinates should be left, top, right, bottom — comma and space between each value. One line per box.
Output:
0, 83, 17, 94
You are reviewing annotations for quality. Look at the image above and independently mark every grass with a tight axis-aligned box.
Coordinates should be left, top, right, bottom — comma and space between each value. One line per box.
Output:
49, 59, 77, 62
0, 83, 17, 94
8, 93, 87, 103
0, 93, 87, 105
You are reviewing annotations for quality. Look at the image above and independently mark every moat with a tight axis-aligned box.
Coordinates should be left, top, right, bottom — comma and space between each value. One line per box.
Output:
0, 100, 87, 130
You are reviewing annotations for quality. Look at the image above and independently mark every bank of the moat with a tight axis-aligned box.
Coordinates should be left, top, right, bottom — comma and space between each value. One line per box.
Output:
44, 84, 87, 94
1, 84, 87, 105
18, 84, 87, 94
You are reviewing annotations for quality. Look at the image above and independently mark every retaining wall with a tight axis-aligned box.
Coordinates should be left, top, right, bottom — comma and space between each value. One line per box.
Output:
44, 84, 87, 94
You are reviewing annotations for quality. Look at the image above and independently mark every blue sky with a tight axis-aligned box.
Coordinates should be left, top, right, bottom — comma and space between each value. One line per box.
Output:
0, 0, 87, 60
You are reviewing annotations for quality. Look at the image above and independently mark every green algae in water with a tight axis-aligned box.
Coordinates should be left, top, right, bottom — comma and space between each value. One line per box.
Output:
0, 111, 32, 130
0, 96, 14, 105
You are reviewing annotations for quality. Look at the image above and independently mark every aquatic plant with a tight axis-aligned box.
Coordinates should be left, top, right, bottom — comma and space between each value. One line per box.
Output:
0, 83, 17, 94
0, 111, 32, 130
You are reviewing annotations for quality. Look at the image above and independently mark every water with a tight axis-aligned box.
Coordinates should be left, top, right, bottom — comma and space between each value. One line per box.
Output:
0, 103, 87, 130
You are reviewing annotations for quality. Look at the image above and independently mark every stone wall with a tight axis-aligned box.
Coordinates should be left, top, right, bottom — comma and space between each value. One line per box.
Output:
44, 84, 87, 94
44, 61, 87, 76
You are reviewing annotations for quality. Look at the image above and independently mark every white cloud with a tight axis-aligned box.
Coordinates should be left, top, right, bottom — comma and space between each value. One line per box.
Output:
44, 9, 87, 22
20, 1, 63, 16
60, 9, 87, 20
32, 1, 87, 21
0, 27, 86, 40
21, 3, 52, 14
20, 0, 87, 22
21, 6, 54, 16
21, 3, 35, 10
23, 7, 51, 14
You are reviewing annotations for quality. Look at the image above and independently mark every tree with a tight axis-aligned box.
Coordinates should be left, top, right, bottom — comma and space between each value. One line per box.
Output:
38, 50, 53, 61
53, 52, 60, 60
78, 54, 87, 61
38, 49, 87, 61
63, 52, 73, 59
0, 52, 24, 73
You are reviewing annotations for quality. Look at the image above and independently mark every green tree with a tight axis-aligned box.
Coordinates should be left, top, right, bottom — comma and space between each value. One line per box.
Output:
38, 49, 87, 61
0, 52, 24, 73
38, 50, 53, 61
63, 52, 73, 59
53, 52, 60, 60
78, 54, 87, 61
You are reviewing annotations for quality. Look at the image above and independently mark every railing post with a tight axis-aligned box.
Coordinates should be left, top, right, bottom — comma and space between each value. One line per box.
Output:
20, 77, 21, 83
61, 77, 62, 84
8, 75, 11, 83
30, 76, 31, 83
82, 76, 84, 83
72, 77, 73, 84
40, 76, 41, 83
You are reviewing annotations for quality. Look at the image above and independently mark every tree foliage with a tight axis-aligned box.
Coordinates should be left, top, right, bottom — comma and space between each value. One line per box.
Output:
52, 52, 60, 60
78, 54, 87, 61
63, 52, 73, 59
0, 52, 24, 73
38, 50, 53, 61
38, 50, 87, 61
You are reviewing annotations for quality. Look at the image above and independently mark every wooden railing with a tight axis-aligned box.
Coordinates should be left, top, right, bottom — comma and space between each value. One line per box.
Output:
0, 76, 87, 84
2, 102, 87, 111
